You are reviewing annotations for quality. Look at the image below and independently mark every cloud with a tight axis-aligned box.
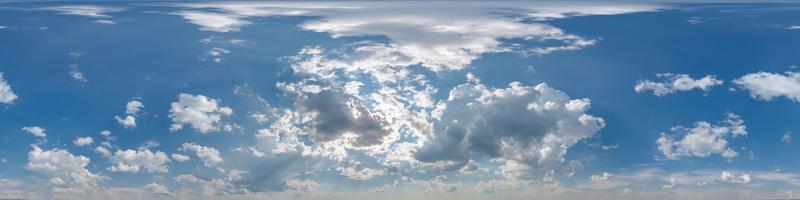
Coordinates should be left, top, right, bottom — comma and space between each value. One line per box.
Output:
114, 115, 136, 128
180, 143, 223, 169
335, 165, 385, 181
21, 126, 46, 137
656, 113, 747, 160
171, 153, 190, 162
174, 171, 248, 196
175, 2, 660, 77
143, 183, 172, 196
415, 80, 604, 179
68, 64, 88, 82
175, 11, 250, 32
169, 93, 233, 133
108, 149, 170, 173
73, 136, 94, 146
94, 146, 112, 157
26, 145, 108, 190
0, 72, 17, 104
635, 73, 724, 96
41, 5, 125, 18
782, 132, 792, 144
292, 90, 389, 146
719, 171, 750, 184
93, 20, 116, 25
733, 71, 800, 102
114, 100, 143, 129
125, 100, 144, 115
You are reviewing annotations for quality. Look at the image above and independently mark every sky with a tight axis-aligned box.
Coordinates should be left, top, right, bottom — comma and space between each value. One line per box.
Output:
1, 1, 800, 199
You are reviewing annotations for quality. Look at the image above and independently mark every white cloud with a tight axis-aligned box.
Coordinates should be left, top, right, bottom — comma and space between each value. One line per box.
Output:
175, 11, 250, 32
94, 146, 112, 157
73, 136, 94, 146
93, 20, 116, 25
26, 145, 108, 190
416, 80, 604, 179
782, 132, 792, 144
108, 149, 170, 173
656, 113, 747, 160
169, 93, 233, 133
41, 5, 125, 18
171, 153, 190, 162
68, 64, 88, 82
114, 115, 136, 128
335, 166, 385, 181
173, 171, 248, 196
180, 143, 223, 169
206, 47, 230, 63
577, 172, 626, 190
21, 126, 46, 137
125, 100, 144, 115
720, 171, 750, 184
115, 100, 143, 129
176, 2, 659, 77
787, 25, 800, 30
733, 71, 800, 102
0, 72, 17, 104
143, 182, 172, 196
635, 73, 724, 96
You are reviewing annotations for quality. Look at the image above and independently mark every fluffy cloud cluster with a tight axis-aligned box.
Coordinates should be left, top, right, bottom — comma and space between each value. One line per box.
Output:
26, 145, 108, 190
180, 143, 223, 169
656, 113, 747, 160
635, 73, 724, 96
0, 72, 17, 105
115, 100, 143, 129
108, 149, 171, 173
169, 93, 233, 133
143, 182, 172, 196
720, 171, 751, 184
733, 71, 800, 102
415, 81, 605, 178
73, 136, 94, 146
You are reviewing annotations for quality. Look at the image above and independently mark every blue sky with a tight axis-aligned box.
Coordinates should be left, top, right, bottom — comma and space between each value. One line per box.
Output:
1, 1, 800, 199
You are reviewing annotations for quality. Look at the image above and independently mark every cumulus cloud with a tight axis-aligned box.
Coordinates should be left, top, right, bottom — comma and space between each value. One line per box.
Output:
635, 73, 724, 96
171, 153, 190, 162
169, 93, 233, 133
73, 136, 94, 146
22, 126, 46, 137
720, 171, 750, 184
656, 113, 747, 160
174, 171, 248, 196
335, 166, 385, 181
108, 149, 170, 173
0, 72, 17, 104
415, 80, 604, 178
26, 145, 108, 190
125, 100, 144, 115
143, 182, 172, 196
114, 115, 136, 128
180, 143, 223, 169
733, 71, 800, 102
115, 100, 143, 129
294, 90, 389, 146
